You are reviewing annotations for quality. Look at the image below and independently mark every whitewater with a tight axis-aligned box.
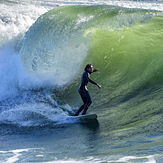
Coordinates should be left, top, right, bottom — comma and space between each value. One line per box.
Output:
1, 0, 163, 162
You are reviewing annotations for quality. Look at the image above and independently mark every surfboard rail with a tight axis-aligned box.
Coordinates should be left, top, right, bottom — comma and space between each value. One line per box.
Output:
66, 113, 97, 120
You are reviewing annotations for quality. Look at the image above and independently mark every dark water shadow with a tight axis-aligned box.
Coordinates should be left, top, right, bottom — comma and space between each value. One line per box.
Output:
79, 119, 99, 131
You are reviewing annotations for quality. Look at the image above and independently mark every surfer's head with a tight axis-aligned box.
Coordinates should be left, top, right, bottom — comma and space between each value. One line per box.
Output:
85, 64, 93, 73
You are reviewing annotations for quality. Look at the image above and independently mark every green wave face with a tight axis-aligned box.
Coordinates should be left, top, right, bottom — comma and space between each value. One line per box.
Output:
21, 5, 163, 130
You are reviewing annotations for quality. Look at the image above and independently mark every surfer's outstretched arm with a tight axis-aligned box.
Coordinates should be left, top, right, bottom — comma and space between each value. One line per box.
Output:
93, 68, 99, 72
86, 70, 101, 89
92, 68, 101, 89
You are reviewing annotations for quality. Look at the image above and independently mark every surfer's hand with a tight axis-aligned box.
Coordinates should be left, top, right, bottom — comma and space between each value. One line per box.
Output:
93, 68, 99, 72
97, 84, 101, 89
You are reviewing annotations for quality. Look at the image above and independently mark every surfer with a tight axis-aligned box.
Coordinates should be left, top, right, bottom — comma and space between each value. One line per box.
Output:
74, 64, 101, 116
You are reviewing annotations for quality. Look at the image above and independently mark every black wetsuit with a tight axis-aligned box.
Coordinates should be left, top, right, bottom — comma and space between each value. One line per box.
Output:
75, 71, 97, 115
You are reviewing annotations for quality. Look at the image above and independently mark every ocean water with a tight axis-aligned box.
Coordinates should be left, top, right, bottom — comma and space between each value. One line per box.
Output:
1, 0, 163, 162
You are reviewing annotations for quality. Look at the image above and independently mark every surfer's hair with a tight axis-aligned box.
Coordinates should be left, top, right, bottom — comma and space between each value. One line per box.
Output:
85, 64, 93, 72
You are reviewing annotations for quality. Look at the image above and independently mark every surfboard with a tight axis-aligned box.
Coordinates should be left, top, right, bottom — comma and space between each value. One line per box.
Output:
74, 113, 97, 120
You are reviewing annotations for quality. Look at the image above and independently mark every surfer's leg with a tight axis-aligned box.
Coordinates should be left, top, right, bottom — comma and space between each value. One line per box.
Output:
74, 104, 84, 116
74, 89, 87, 116
82, 91, 92, 115
81, 105, 88, 115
